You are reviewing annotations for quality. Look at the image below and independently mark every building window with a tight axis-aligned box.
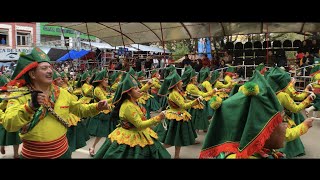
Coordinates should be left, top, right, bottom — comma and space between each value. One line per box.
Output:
0, 29, 9, 46
17, 32, 31, 46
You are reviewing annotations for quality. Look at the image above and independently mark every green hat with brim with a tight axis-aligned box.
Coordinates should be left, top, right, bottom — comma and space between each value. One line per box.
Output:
89, 73, 96, 85
158, 71, 182, 96
225, 66, 237, 77
265, 67, 291, 93
92, 70, 108, 87
198, 67, 210, 83
264, 67, 274, 77
76, 73, 81, 81
81, 71, 90, 82
109, 71, 121, 85
128, 67, 136, 77
0, 75, 9, 88
255, 63, 265, 72
151, 69, 158, 77
92, 68, 98, 75
310, 65, 320, 76
209, 70, 220, 84
137, 71, 146, 79
112, 72, 139, 105
60, 72, 68, 79
75, 71, 90, 88
255, 63, 267, 75
87, 69, 92, 77
182, 68, 197, 87
184, 65, 193, 72
200, 71, 283, 159
53, 70, 61, 81
9, 47, 51, 86
164, 65, 176, 78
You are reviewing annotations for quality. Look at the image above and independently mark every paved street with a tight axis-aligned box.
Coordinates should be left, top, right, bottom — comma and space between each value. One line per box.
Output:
1, 111, 320, 159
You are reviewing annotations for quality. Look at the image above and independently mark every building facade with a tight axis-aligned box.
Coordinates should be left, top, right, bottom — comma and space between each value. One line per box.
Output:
39, 22, 97, 50
0, 22, 36, 61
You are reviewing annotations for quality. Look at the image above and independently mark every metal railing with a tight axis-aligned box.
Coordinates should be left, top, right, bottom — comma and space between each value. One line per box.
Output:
83, 63, 320, 90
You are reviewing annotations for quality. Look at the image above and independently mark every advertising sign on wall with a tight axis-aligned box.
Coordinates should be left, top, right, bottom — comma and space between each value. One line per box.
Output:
0, 48, 32, 61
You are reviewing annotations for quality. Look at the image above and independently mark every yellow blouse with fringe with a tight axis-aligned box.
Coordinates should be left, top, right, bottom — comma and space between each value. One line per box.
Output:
285, 117, 309, 142
108, 99, 161, 147
140, 82, 152, 92
224, 75, 237, 87
82, 83, 93, 97
186, 83, 212, 109
284, 84, 308, 101
276, 91, 311, 142
214, 81, 231, 89
0, 109, 4, 124
213, 81, 231, 99
137, 93, 153, 105
313, 83, 320, 90
72, 88, 82, 96
94, 86, 113, 114
61, 86, 81, 126
2, 87, 101, 142
0, 101, 7, 124
61, 83, 73, 94
151, 77, 161, 90
201, 81, 214, 101
111, 82, 119, 92
78, 83, 94, 104
137, 82, 153, 105
209, 96, 223, 110
276, 92, 312, 113
165, 89, 198, 121
0, 100, 7, 111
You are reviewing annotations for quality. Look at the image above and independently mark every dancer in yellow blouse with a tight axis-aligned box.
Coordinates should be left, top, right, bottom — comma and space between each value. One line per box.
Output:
0, 75, 21, 158
2, 47, 110, 159
56, 71, 90, 153
183, 68, 214, 133
265, 67, 315, 158
87, 70, 115, 156
155, 71, 202, 158
94, 72, 170, 159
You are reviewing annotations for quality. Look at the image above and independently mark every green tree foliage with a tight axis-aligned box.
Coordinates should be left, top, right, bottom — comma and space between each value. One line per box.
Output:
165, 40, 192, 60
172, 41, 190, 60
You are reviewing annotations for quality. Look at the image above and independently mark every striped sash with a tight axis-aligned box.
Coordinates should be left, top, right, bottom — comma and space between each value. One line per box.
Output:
21, 134, 68, 159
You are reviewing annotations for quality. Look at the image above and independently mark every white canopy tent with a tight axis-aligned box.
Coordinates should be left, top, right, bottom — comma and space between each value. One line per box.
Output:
81, 41, 115, 49
115, 46, 139, 52
131, 44, 170, 53
81, 41, 138, 51
47, 22, 320, 46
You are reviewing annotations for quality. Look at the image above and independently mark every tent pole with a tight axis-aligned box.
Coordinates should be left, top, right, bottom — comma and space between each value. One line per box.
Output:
118, 22, 126, 59
160, 22, 166, 68
60, 27, 75, 72
266, 23, 269, 65
61, 27, 72, 61
208, 22, 212, 60
85, 22, 95, 70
